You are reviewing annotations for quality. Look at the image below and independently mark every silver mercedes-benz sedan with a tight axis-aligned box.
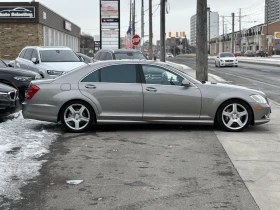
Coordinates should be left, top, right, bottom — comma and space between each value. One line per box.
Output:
22, 60, 271, 133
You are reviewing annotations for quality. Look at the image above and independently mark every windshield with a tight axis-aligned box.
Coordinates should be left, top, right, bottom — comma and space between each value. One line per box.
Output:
0, 60, 7, 68
114, 52, 147, 60
220, 53, 234, 57
40, 50, 81, 62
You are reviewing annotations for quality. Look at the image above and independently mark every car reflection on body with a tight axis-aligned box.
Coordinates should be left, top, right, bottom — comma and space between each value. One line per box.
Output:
23, 60, 271, 133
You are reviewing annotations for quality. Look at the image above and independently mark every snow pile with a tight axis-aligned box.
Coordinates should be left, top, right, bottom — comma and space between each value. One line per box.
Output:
0, 112, 60, 200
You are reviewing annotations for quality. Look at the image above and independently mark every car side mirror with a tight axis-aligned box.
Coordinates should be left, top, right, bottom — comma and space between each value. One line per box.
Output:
31, 58, 39, 64
79, 56, 85, 62
8, 64, 13, 67
182, 79, 191, 87
217, 56, 219, 58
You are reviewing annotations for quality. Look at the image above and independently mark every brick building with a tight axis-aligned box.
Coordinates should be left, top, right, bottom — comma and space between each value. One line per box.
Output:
0, 1, 81, 59
210, 21, 280, 55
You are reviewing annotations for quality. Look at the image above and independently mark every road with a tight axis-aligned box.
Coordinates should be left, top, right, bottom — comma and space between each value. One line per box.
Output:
168, 56, 280, 103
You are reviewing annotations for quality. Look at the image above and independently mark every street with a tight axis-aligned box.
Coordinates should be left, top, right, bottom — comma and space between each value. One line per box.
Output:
168, 56, 280, 103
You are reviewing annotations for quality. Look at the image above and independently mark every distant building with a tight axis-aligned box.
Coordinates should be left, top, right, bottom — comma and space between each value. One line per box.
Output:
120, 37, 126, 49
190, 11, 219, 46
265, 0, 280, 24
209, 21, 280, 56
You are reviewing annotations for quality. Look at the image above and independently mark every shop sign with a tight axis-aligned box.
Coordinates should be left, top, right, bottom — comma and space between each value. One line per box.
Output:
0, 6, 35, 18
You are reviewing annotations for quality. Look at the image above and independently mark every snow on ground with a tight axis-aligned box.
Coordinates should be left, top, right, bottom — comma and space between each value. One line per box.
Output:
0, 112, 60, 202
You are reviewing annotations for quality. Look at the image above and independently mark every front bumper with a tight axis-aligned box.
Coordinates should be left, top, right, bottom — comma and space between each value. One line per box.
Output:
220, 61, 238, 66
0, 98, 20, 117
252, 103, 271, 125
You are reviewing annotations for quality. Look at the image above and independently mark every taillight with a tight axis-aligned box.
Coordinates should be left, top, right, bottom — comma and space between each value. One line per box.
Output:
26, 85, 40, 100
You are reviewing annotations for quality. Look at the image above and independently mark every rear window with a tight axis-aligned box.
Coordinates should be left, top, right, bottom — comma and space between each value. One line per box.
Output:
114, 52, 147, 60
39, 50, 81, 62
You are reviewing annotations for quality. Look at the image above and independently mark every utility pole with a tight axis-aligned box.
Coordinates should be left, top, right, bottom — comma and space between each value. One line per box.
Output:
196, 0, 208, 81
141, 0, 144, 53
160, 0, 166, 61
129, 0, 132, 33
207, 7, 211, 55
132, 0, 136, 49
149, 0, 153, 60
185, 35, 187, 54
232, 13, 234, 53
266, 0, 269, 55
239, 8, 241, 52
222, 16, 225, 52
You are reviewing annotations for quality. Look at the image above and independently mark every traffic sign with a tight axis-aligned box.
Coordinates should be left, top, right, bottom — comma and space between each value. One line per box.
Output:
132, 34, 141, 46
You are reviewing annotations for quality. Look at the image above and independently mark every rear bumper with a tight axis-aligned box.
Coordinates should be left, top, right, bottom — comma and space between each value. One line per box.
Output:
22, 102, 59, 122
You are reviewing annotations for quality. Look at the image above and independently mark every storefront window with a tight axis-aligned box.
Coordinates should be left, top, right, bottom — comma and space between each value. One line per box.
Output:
43, 26, 78, 50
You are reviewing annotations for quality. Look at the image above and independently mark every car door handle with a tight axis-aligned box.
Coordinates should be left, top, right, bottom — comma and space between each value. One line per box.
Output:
146, 87, 157, 92
85, 84, 96, 89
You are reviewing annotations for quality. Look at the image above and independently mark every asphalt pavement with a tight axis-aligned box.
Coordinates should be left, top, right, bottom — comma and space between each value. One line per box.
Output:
9, 125, 259, 210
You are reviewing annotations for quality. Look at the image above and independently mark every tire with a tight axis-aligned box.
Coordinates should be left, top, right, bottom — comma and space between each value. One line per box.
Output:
218, 62, 221, 68
216, 99, 253, 132
60, 100, 95, 133
215, 61, 217, 67
235, 65, 238, 67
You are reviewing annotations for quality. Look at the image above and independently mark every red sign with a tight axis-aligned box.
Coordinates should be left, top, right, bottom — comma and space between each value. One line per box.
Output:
132, 35, 141, 46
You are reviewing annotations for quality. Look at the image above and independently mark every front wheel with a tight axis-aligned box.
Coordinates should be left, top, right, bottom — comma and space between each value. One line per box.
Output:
60, 101, 95, 133
217, 100, 252, 132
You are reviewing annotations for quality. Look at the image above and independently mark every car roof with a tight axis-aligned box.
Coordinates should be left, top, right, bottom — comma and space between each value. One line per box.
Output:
98, 49, 143, 53
88, 59, 170, 67
23, 46, 72, 51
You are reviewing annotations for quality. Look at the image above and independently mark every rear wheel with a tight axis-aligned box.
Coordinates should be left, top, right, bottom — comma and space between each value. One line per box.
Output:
217, 99, 252, 132
60, 101, 95, 133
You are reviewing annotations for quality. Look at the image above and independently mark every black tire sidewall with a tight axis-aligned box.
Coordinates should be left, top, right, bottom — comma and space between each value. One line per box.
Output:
60, 101, 95, 133
217, 99, 252, 132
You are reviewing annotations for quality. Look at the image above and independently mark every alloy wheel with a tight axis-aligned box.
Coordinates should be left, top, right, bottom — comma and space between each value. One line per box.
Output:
221, 103, 248, 130
64, 104, 90, 131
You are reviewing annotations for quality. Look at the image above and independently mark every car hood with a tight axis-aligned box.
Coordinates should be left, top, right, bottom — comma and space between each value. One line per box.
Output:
0, 67, 40, 77
0, 83, 16, 92
40, 62, 87, 72
220, 57, 236, 60
202, 82, 265, 96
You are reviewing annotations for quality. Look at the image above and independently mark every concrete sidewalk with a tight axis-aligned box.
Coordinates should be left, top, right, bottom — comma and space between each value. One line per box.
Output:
169, 60, 280, 210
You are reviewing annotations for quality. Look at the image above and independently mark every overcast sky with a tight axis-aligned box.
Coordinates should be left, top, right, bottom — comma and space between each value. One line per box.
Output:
5, 0, 265, 41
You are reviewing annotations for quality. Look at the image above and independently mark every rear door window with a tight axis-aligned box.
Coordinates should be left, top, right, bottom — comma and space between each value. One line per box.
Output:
100, 64, 137, 83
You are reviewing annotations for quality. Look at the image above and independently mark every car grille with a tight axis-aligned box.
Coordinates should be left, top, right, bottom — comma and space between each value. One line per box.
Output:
225, 60, 234, 62
8, 91, 18, 100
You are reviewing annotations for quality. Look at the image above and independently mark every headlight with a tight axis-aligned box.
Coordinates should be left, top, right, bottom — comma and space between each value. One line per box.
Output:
14, 76, 33, 81
250, 94, 267, 104
47, 70, 63, 75
220, 59, 224, 62
35, 74, 42, 80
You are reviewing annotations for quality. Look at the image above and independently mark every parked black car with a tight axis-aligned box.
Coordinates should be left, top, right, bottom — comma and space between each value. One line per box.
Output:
94, 49, 147, 61
76, 52, 94, 64
0, 82, 20, 117
255, 50, 265, 57
0, 59, 41, 102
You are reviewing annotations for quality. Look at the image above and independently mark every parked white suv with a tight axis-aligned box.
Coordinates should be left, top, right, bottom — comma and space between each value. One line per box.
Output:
15, 46, 87, 79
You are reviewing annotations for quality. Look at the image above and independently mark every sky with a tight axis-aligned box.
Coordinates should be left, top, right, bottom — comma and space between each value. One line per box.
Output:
3, 0, 265, 41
